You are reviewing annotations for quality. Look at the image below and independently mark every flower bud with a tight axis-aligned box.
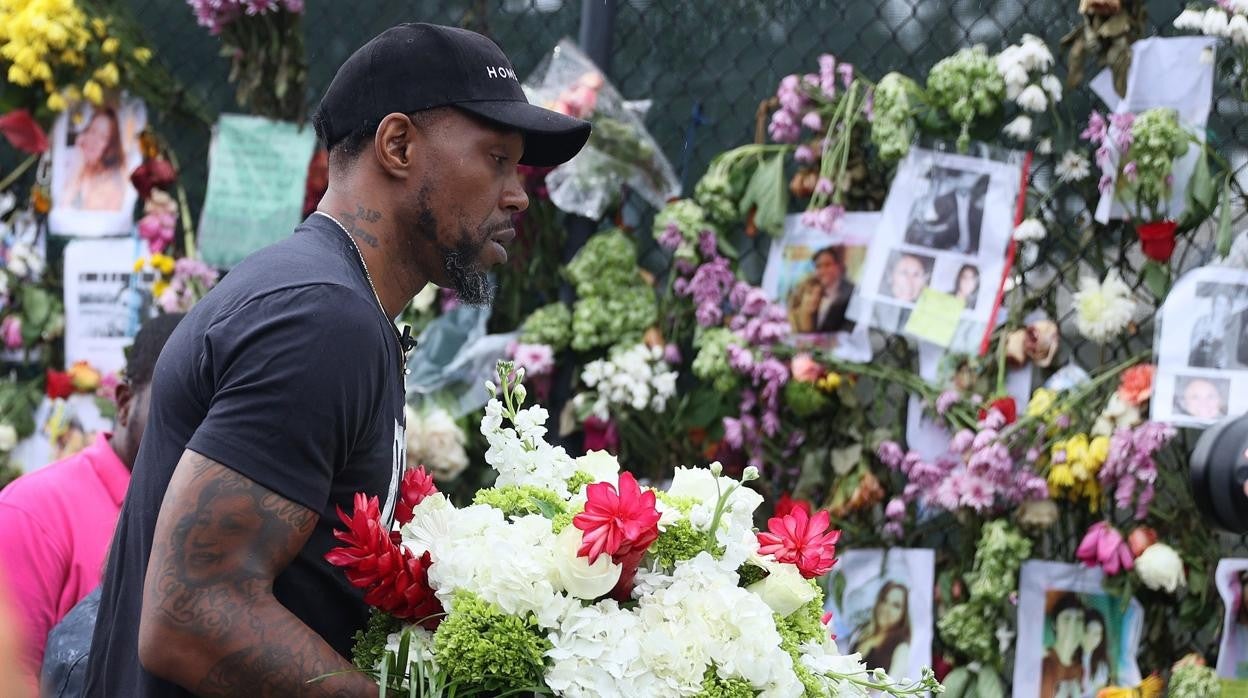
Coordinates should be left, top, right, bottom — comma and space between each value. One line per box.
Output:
514, 384, 528, 404
484, 380, 497, 395
742, 466, 760, 482
709, 461, 723, 476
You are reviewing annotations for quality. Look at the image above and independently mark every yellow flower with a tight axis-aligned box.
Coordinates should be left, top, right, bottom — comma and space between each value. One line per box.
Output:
46, 91, 66, 111
46, 21, 68, 46
63, 83, 81, 102
152, 254, 175, 275
133, 257, 148, 273
1065, 433, 1089, 467
7, 64, 31, 86
94, 62, 119, 87
83, 79, 103, 104
91, 18, 108, 38
817, 372, 842, 392
1026, 388, 1057, 418
102, 37, 119, 55
151, 279, 168, 299
1089, 435, 1110, 465
1048, 463, 1074, 491
68, 361, 101, 392
132, 46, 151, 64
31, 61, 51, 81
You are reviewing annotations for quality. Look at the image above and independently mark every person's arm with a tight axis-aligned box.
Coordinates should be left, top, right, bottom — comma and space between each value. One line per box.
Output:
138, 450, 376, 697
0, 503, 69, 683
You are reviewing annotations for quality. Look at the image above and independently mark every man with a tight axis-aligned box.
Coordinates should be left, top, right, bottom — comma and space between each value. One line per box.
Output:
904, 167, 988, 254
83, 23, 588, 697
886, 252, 930, 304
789, 245, 855, 334
0, 312, 183, 687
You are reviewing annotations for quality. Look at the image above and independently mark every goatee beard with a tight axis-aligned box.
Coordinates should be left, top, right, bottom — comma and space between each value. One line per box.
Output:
444, 244, 494, 307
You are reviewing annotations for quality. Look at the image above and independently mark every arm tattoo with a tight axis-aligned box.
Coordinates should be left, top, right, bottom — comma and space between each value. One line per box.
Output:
145, 452, 373, 696
336, 206, 381, 248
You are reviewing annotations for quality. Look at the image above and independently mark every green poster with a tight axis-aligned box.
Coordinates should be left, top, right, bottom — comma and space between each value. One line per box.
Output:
198, 114, 317, 268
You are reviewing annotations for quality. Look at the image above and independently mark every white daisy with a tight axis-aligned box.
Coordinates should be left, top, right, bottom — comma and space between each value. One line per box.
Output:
1055, 151, 1092, 182
1074, 271, 1136, 343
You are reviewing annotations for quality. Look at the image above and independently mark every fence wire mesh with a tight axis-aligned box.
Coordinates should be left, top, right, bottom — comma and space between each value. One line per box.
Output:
118, 0, 1248, 668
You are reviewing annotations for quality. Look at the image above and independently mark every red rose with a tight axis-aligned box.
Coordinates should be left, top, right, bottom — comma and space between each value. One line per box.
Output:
130, 158, 177, 200
0, 110, 49, 154
1136, 221, 1177, 263
978, 396, 1017, 425
45, 369, 74, 400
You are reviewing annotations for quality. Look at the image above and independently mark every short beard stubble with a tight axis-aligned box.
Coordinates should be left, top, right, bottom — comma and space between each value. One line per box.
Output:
406, 184, 496, 307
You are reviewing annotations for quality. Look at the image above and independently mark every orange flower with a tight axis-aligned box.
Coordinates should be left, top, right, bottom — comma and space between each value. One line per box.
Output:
1117, 364, 1155, 407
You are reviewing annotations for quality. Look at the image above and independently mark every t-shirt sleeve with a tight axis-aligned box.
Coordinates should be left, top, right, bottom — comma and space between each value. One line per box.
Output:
185, 285, 390, 513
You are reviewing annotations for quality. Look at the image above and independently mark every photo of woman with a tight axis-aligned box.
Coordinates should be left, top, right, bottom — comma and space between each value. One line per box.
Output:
951, 264, 980, 309
1174, 375, 1229, 421
49, 97, 147, 236
1082, 608, 1111, 695
63, 108, 126, 211
786, 245, 856, 334
1040, 593, 1086, 698
848, 581, 911, 678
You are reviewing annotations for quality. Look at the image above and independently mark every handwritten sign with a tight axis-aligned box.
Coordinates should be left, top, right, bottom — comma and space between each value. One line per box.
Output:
903, 288, 966, 348
198, 114, 316, 268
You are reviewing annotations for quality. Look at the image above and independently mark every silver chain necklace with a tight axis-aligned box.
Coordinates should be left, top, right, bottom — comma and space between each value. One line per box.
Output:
314, 210, 412, 375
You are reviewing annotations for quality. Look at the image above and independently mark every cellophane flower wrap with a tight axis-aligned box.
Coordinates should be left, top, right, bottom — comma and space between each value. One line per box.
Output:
326, 361, 941, 697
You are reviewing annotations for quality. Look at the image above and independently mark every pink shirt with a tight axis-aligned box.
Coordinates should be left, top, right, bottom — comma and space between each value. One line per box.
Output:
0, 433, 129, 680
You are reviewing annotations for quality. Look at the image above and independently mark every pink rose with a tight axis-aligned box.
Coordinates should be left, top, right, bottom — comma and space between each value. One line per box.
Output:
790, 353, 823, 383
0, 315, 22, 349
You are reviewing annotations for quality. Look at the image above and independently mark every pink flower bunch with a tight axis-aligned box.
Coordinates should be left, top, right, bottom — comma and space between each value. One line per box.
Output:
0, 315, 21, 350
799, 204, 846, 234
138, 191, 178, 254
508, 341, 555, 377
673, 254, 735, 327
1082, 110, 1135, 195
187, 0, 303, 35
877, 414, 1048, 523
158, 258, 220, 313
1076, 521, 1134, 576
766, 54, 853, 145
1098, 421, 1175, 520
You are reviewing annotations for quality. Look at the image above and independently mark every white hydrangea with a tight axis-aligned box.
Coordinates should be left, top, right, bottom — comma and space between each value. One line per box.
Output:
544, 600, 667, 697
576, 343, 679, 421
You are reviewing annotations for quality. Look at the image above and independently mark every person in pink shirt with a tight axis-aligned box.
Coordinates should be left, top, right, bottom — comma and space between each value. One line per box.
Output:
0, 312, 183, 685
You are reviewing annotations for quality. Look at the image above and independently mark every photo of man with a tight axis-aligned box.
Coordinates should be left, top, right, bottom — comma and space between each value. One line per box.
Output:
786, 245, 856, 334
879, 250, 934, 304
1173, 375, 1229, 421
903, 165, 989, 255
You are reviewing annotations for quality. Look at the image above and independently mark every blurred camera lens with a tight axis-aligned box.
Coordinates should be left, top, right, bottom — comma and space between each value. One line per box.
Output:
1191, 413, 1248, 533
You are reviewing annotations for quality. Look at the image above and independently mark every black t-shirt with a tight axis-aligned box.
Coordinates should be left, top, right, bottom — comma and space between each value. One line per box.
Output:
83, 216, 408, 697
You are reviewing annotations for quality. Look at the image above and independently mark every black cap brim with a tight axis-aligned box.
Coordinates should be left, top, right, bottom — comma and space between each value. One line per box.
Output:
456, 100, 591, 167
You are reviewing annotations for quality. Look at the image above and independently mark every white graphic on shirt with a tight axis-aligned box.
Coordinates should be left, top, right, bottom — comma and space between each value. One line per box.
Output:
381, 418, 406, 527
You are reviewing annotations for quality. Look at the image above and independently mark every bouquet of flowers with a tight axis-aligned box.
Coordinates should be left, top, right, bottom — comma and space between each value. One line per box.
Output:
324, 362, 941, 697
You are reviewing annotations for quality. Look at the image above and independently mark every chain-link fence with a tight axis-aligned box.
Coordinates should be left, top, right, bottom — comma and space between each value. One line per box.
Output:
115, 0, 1248, 673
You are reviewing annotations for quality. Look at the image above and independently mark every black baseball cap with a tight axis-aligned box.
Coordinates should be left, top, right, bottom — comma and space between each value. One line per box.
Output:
315, 23, 591, 167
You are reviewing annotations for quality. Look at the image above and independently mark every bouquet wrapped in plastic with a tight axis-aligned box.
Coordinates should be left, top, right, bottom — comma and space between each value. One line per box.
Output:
522, 39, 680, 219
324, 362, 941, 697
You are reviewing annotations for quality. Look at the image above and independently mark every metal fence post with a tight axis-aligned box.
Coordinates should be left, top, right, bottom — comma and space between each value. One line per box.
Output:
549, 0, 618, 450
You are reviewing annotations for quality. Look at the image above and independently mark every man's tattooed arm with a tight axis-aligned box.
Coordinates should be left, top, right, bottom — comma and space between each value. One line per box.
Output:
139, 450, 376, 697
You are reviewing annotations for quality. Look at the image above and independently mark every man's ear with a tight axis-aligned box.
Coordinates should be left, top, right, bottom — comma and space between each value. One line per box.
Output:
374, 113, 416, 178
113, 382, 133, 429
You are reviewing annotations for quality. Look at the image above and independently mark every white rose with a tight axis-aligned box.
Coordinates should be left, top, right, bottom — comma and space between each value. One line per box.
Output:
410, 283, 438, 313
666, 466, 721, 504
553, 525, 621, 600
575, 450, 620, 484
747, 561, 817, 617
407, 406, 469, 481
1135, 542, 1186, 593
0, 424, 17, 451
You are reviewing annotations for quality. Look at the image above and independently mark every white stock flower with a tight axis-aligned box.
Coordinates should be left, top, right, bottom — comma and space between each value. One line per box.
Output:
1074, 271, 1136, 343
1055, 150, 1092, 182
1135, 542, 1186, 593
578, 343, 679, 421
382, 627, 436, 672
552, 525, 622, 600
1230, 13, 1248, 46
0, 424, 17, 452
746, 560, 817, 617
483, 399, 579, 496
1013, 218, 1047, 242
1040, 73, 1063, 102
1004, 115, 1033, 140
1016, 84, 1048, 113
1174, 8, 1205, 31
1037, 138, 1053, 155
1204, 7, 1231, 37
406, 405, 470, 482
1019, 34, 1054, 71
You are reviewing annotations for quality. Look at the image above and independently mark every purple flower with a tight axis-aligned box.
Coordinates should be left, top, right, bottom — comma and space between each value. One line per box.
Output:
1095, 144, 1113, 171
1109, 113, 1135, 151
658, 222, 683, 251
883, 521, 904, 539
726, 343, 755, 373
960, 476, 994, 512
663, 343, 682, 365
877, 441, 904, 467
787, 430, 806, 450
739, 287, 770, 316
695, 302, 723, 327
673, 277, 689, 295
722, 417, 744, 449
1123, 161, 1138, 182
885, 497, 906, 520
935, 389, 960, 415
950, 429, 975, 454
1081, 111, 1107, 144
697, 230, 718, 259
837, 62, 855, 89
729, 281, 752, 309
794, 145, 816, 164
768, 109, 802, 143
777, 75, 807, 114
971, 428, 999, 451
818, 54, 836, 78
674, 258, 696, 276
761, 409, 781, 436
801, 111, 823, 132
814, 177, 834, 195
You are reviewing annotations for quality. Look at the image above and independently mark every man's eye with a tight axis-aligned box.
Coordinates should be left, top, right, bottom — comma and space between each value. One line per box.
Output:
492, 153, 508, 165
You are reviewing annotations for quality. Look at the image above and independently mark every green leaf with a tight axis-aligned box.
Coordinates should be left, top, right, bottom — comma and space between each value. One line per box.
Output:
681, 387, 723, 429
1142, 261, 1170, 300
738, 151, 789, 237
973, 668, 1006, 698
1182, 151, 1215, 226
716, 234, 740, 260
942, 667, 971, 698
829, 443, 863, 476
791, 448, 827, 501
829, 570, 847, 612
530, 496, 562, 520
1217, 173, 1236, 258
